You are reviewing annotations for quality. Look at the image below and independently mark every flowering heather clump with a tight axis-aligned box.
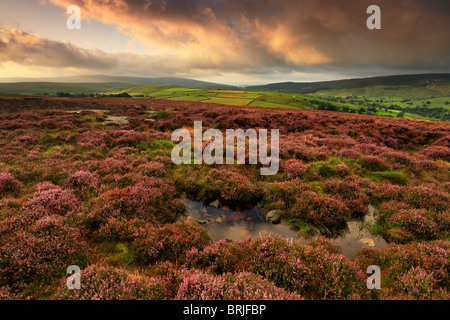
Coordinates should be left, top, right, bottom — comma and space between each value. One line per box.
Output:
324, 178, 369, 216
67, 170, 99, 193
202, 168, 259, 203
12, 134, 40, 146
54, 264, 170, 300
0, 173, 21, 198
353, 241, 450, 299
375, 185, 450, 213
110, 129, 144, 147
338, 148, 360, 159
132, 222, 211, 265
262, 181, 353, 229
176, 269, 301, 300
421, 146, 450, 161
24, 186, 81, 220
263, 180, 311, 210
377, 201, 449, 241
77, 130, 108, 147
0, 215, 90, 290
138, 161, 166, 178
0, 286, 14, 300
394, 267, 446, 300
85, 157, 134, 176
90, 179, 185, 225
186, 235, 367, 300
291, 191, 351, 229
283, 159, 307, 179
404, 186, 450, 212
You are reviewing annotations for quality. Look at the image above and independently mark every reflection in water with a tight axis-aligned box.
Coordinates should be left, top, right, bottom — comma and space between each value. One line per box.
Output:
183, 198, 302, 243
329, 206, 387, 258
182, 199, 386, 258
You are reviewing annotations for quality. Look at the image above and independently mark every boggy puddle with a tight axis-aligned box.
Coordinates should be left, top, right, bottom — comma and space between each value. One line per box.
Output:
182, 198, 386, 258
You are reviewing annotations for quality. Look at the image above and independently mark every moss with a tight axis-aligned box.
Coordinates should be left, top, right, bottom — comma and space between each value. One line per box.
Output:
370, 171, 409, 186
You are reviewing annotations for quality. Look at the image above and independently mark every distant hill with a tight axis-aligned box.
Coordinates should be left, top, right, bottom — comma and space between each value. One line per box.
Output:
0, 82, 137, 96
246, 74, 450, 99
0, 75, 233, 90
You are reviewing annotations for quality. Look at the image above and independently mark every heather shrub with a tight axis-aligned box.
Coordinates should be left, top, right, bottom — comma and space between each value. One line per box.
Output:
0, 173, 21, 198
377, 201, 448, 241
324, 178, 369, 216
77, 130, 108, 147
0, 215, 90, 290
97, 217, 149, 242
67, 170, 99, 198
138, 161, 166, 177
89, 179, 185, 226
176, 269, 301, 300
375, 185, 450, 212
24, 186, 81, 220
110, 130, 144, 147
0, 286, 14, 300
262, 181, 350, 229
393, 267, 448, 300
262, 180, 311, 211
283, 159, 307, 179
404, 186, 450, 212
353, 241, 450, 299
291, 191, 351, 229
421, 146, 450, 161
54, 264, 170, 300
132, 222, 211, 265
201, 168, 260, 203
186, 235, 367, 299
85, 158, 133, 177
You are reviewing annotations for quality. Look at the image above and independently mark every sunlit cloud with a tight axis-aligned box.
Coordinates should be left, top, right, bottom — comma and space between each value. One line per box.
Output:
0, 0, 448, 82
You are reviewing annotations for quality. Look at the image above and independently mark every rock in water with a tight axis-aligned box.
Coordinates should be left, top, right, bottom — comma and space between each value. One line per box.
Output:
210, 200, 222, 208
360, 238, 376, 247
266, 210, 282, 224
215, 214, 226, 223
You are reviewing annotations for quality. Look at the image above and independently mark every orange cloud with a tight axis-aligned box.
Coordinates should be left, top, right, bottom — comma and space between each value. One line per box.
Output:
1, 0, 448, 79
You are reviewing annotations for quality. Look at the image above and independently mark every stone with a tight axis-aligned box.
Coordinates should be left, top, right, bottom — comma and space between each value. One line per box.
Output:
266, 210, 282, 224
215, 214, 226, 223
360, 238, 376, 247
209, 200, 222, 208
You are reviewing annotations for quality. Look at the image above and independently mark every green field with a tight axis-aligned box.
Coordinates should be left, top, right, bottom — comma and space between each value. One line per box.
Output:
246, 74, 450, 121
1, 76, 448, 121
107, 85, 446, 121
110, 85, 336, 110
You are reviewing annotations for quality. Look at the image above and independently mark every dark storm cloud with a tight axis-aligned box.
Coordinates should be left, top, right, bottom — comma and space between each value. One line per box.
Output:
2, 0, 449, 78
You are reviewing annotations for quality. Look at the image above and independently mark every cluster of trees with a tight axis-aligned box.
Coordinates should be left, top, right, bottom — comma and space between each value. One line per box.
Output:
320, 96, 449, 120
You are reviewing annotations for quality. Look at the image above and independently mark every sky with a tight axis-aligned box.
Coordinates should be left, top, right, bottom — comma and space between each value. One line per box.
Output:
0, 0, 449, 85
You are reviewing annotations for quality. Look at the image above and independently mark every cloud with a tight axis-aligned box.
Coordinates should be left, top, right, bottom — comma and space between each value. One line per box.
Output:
0, 0, 449, 80
0, 26, 187, 76
47, 0, 449, 68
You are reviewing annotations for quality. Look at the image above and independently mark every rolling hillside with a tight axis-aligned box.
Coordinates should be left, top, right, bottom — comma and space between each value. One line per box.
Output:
245, 74, 450, 98
0, 75, 233, 89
